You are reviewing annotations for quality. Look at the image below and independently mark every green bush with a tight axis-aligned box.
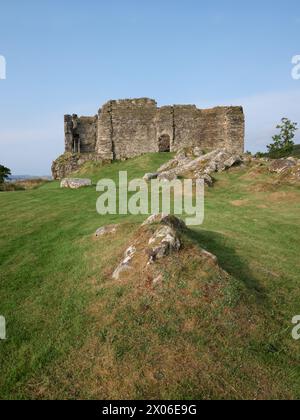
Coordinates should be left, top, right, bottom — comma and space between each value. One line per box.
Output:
267, 118, 298, 159
0, 164, 11, 183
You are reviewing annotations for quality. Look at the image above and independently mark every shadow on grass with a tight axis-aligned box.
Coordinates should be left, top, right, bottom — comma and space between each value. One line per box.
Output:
187, 228, 267, 304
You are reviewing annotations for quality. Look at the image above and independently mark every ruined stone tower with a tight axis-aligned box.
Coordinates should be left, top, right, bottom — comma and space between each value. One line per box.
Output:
52, 98, 244, 179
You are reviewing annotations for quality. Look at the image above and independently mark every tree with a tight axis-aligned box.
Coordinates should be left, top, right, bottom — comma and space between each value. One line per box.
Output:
267, 118, 298, 158
0, 165, 11, 183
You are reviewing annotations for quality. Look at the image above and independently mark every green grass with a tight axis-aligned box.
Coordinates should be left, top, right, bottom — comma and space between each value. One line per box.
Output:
0, 153, 300, 399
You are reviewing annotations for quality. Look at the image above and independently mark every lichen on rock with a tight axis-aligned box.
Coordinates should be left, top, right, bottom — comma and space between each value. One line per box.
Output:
110, 214, 218, 287
146, 148, 244, 187
95, 224, 119, 238
112, 246, 136, 280
52, 153, 109, 180
60, 178, 92, 189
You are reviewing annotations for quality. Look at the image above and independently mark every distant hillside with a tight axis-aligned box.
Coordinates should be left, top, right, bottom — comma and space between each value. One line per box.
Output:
256, 144, 300, 159
7, 175, 52, 182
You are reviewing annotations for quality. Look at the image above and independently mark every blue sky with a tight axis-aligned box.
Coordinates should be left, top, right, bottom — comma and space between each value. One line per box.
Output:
1, 0, 300, 175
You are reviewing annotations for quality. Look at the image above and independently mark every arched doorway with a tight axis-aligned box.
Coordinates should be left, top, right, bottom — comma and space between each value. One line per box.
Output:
158, 134, 171, 152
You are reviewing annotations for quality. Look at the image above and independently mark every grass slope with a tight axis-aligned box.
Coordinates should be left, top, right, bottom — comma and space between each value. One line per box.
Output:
0, 153, 300, 399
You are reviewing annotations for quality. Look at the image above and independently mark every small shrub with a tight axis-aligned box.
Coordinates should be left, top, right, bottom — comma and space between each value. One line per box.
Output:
0, 165, 11, 184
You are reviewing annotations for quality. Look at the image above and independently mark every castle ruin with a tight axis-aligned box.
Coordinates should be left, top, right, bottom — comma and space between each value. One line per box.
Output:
52, 98, 244, 178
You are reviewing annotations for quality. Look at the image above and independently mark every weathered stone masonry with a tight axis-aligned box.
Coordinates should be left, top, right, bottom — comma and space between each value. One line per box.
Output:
65, 98, 244, 157
52, 98, 244, 178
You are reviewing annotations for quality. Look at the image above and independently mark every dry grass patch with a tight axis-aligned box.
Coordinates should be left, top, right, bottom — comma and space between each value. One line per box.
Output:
248, 181, 278, 193
241, 165, 269, 180
230, 199, 250, 207
268, 191, 300, 203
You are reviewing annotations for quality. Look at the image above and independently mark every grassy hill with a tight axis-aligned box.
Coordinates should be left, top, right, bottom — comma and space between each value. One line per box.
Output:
1, 153, 300, 399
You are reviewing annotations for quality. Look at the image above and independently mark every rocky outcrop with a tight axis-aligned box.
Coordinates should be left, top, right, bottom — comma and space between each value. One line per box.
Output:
268, 158, 300, 184
144, 148, 243, 186
60, 178, 92, 189
143, 173, 159, 182
229, 155, 300, 186
111, 214, 218, 283
142, 213, 187, 231
112, 215, 185, 280
52, 152, 109, 180
112, 246, 137, 280
146, 225, 181, 263
269, 158, 298, 174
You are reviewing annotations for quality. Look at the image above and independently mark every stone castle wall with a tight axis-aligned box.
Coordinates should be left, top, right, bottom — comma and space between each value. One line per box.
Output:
65, 114, 98, 154
63, 98, 244, 160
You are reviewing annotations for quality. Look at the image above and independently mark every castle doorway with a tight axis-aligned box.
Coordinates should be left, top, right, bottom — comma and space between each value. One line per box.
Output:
158, 134, 170, 152
73, 135, 81, 153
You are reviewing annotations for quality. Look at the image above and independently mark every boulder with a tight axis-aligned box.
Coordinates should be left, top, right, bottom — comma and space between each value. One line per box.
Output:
193, 147, 204, 157
142, 214, 187, 231
157, 172, 178, 181
112, 215, 186, 280
157, 158, 184, 174
111, 214, 219, 284
147, 225, 181, 263
288, 166, 300, 182
175, 146, 204, 159
223, 155, 243, 170
199, 173, 214, 187
142, 213, 169, 226
95, 224, 119, 237
143, 173, 159, 181
112, 246, 136, 280
269, 159, 297, 174
60, 178, 92, 189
